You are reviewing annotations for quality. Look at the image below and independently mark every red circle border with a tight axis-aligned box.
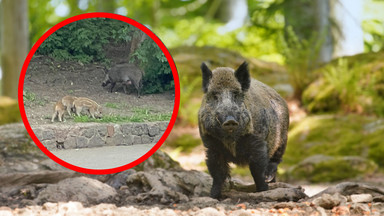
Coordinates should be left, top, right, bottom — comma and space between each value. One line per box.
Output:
18, 13, 180, 175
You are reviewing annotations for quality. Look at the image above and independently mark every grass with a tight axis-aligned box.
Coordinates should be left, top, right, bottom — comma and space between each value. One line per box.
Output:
23, 89, 47, 106
73, 108, 171, 123
23, 89, 37, 101
104, 102, 122, 109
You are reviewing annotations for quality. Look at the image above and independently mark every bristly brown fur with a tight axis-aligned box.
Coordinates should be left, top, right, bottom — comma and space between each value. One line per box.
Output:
198, 62, 289, 199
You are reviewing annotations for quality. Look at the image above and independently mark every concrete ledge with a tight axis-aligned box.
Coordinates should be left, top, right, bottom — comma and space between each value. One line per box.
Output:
31, 122, 169, 150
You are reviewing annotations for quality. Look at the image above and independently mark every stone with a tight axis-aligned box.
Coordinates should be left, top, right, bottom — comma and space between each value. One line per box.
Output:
159, 122, 169, 131
351, 203, 370, 215
148, 125, 160, 137
88, 134, 105, 147
36, 177, 117, 205
133, 135, 142, 144
196, 207, 225, 216
96, 126, 107, 137
312, 193, 345, 209
153, 135, 163, 143
0, 170, 79, 187
76, 137, 89, 148
141, 135, 153, 144
288, 154, 377, 183
121, 124, 133, 134
42, 140, 56, 151
64, 136, 77, 149
81, 128, 95, 139
41, 130, 55, 141
350, 194, 373, 203
132, 124, 148, 135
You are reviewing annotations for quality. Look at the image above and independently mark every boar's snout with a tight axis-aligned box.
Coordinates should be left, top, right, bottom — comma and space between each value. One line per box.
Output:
222, 116, 239, 133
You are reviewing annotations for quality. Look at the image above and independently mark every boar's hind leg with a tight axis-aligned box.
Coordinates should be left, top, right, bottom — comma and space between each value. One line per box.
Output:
265, 140, 287, 183
51, 112, 57, 122
206, 148, 229, 199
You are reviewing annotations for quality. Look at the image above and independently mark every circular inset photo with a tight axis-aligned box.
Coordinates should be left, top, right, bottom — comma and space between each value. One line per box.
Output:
18, 13, 179, 174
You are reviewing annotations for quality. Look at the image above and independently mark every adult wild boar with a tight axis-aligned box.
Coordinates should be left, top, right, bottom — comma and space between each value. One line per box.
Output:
102, 63, 143, 98
198, 62, 289, 199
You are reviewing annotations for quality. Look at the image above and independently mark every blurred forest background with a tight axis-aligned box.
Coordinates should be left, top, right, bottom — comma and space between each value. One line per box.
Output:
1, 0, 384, 184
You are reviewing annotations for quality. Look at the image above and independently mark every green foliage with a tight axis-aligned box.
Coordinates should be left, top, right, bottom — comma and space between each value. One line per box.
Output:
303, 53, 384, 116
179, 75, 201, 126
132, 39, 174, 94
284, 114, 384, 171
279, 26, 323, 99
23, 89, 36, 102
166, 134, 201, 153
323, 59, 364, 112
157, 17, 283, 63
74, 108, 171, 123
36, 18, 132, 64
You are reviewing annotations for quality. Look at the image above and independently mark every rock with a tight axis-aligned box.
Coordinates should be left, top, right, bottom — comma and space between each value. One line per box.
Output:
315, 206, 328, 216
76, 136, 88, 148
350, 203, 371, 215
225, 187, 308, 203
311, 182, 384, 198
88, 134, 105, 147
148, 125, 160, 137
133, 150, 181, 171
0, 171, 80, 187
190, 197, 219, 207
81, 128, 95, 138
372, 203, 384, 215
312, 193, 346, 209
196, 207, 225, 216
36, 177, 117, 205
126, 168, 211, 203
0, 207, 13, 216
287, 154, 378, 183
350, 194, 373, 203
105, 170, 136, 189
373, 195, 384, 202
57, 202, 84, 215
331, 205, 350, 215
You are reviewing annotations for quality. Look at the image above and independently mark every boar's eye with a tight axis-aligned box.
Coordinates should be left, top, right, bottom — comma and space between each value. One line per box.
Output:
209, 92, 219, 100
232, 91, 243, 100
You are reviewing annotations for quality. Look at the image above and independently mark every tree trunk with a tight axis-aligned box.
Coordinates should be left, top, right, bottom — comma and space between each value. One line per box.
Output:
330, 0, 364, 58
1, 0, 29, 99
314, 0, 332, 64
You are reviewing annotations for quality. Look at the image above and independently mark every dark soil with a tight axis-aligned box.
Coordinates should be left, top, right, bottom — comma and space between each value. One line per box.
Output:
23, 56, 175, 125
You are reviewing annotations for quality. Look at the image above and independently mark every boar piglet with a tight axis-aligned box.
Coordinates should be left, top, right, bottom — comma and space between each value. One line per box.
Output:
198, 62, 289, 199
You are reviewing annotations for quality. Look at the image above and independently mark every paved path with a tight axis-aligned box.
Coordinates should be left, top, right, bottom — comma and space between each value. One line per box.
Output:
51, 144, 156, 169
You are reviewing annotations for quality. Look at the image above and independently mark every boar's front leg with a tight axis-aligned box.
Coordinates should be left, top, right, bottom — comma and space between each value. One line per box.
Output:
109, 82, 116, 93
206, 147, 229, 199
240, 135, 269, 192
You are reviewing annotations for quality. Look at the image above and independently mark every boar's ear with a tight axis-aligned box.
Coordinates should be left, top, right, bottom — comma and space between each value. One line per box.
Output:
235, 61, 250, 92
201, 62, 212, 93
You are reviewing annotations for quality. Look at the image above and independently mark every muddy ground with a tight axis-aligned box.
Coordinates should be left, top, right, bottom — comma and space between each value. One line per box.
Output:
23, 56, 175, 125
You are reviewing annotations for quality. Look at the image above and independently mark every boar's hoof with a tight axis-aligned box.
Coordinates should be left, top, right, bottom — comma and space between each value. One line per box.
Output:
222, 116, 239, 133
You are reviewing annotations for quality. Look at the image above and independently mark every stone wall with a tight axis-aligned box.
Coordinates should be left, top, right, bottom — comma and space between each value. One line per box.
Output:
31, 122, 169, 151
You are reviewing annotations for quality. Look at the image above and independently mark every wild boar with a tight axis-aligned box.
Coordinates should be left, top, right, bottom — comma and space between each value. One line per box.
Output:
73, 97, 102, 119
61, 95, 77, 116
198, 62, 289, 199
102, 63, 143, 98
51, 100, 66, 122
